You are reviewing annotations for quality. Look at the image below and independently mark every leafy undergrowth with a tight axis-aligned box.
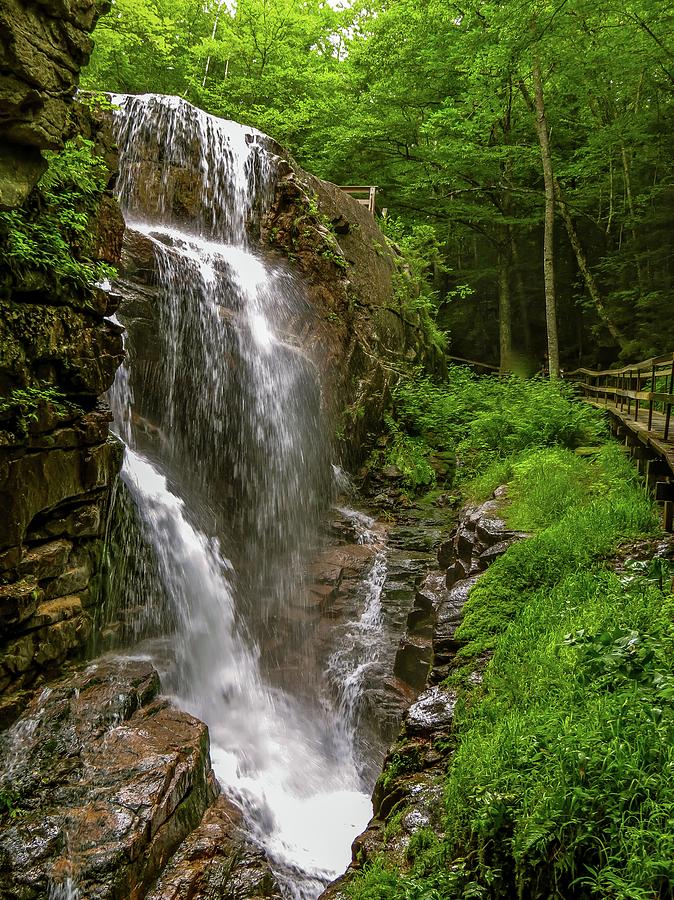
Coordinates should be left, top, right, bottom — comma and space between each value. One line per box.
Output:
348, 439, 674, 899
0, 137, 116, 290
371, 366, 604, 492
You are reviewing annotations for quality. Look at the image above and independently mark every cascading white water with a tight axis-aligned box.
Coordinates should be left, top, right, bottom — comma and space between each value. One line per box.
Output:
48, 878, 79, 900
324, 510, 388, 767
104, 94, 380, 897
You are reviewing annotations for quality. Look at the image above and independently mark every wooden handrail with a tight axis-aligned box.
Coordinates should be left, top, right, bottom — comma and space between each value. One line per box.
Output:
567, 352, 674, 378
339, 185, 377, 214
447, 354, 500, 372
581, 385, 674, 404
568, 351, 674, 530
568, 351, 674, 443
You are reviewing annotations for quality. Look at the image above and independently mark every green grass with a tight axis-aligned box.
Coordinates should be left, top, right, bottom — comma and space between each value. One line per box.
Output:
349, 429, 672, 899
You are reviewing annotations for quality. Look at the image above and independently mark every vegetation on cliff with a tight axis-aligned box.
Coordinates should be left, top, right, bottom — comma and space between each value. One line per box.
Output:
0, 138, 116, 291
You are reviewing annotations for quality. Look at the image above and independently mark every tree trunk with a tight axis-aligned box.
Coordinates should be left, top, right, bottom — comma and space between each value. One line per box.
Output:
554, 177, 627, 351
621, 145, 646, 298
532, 57, 560, 379
498, 246, 512, 373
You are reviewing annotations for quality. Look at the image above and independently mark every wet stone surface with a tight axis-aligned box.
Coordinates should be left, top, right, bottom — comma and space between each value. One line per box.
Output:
405, 685, 457, 735
147, 795, 282, 900
320, 489, 530, 898
0, 656, 279, 900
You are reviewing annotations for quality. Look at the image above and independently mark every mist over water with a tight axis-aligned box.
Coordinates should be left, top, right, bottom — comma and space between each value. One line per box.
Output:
104, 93, 382, 896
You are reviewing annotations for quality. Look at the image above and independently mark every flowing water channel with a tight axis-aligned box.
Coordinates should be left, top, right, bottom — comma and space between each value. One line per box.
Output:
103, 94, 386, 897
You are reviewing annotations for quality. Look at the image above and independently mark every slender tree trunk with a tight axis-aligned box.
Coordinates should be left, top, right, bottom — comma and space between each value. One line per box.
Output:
498, 246, 512, 373
531, 57, 560, 378
554, 178, 626, 351
498, 86, 515, 374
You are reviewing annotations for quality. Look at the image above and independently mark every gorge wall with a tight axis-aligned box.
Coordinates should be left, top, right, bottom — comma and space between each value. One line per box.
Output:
0, 0, 124, 724
260, 153, 445, 464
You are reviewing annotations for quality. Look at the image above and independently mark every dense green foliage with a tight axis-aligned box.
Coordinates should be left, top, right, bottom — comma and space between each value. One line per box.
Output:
0, 139, 115, 289
83, 0, 674, 368
372, 365, 603, 489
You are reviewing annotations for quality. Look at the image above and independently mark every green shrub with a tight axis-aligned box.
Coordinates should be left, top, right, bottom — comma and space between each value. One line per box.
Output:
385, 425, 436, 490
0, 138, 116, 288
375, 366, 606, 496
382, 218, 450, 354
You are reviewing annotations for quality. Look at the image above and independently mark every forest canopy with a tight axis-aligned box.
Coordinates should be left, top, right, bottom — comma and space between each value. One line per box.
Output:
82, 0, 674, 372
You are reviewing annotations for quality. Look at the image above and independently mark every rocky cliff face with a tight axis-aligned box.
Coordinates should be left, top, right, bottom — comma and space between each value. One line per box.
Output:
0, 0, 112, 208
259, 157, 444, 465
0, 0, 124, 724
113, 121, 442, 472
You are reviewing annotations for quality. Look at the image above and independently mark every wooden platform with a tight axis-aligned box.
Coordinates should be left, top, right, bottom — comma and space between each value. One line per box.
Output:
585, 398, 674, 475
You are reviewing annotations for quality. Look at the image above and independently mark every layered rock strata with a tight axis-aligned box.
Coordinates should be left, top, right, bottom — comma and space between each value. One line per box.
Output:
0, 656, 281, 899
0, 0, 112, 207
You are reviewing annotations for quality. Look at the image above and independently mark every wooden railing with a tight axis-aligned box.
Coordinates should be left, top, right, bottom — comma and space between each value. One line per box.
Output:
447, 354, 500, 372
339, 185, 377, 214
569, 353, 674, 528
568, 353, 674, 442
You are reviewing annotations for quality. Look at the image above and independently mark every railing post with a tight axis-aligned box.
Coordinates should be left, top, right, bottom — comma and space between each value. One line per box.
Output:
627, 370, 632, 416
635, 369, 640, 422
648, 364, 655, 430
665, 360, 674, 441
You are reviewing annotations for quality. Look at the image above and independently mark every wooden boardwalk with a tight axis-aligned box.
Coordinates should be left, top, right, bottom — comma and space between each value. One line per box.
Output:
569, 353, 674, 529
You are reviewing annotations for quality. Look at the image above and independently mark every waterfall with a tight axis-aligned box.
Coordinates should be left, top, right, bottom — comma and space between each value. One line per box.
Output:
104, 94, 376, 897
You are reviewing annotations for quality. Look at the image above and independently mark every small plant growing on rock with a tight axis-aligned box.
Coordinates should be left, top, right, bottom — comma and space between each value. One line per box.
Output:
0, 786, 22, 820
0, 138, 117, 289
0, 384, 81, 437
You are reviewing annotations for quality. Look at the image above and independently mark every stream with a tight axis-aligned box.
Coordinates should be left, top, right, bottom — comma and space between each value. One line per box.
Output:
102, 93, 387, 898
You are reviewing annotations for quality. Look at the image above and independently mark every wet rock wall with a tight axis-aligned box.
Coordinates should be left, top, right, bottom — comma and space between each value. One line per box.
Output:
260, 161, 446, 466
321, 492, 529, 898
0, 0, 124, 725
